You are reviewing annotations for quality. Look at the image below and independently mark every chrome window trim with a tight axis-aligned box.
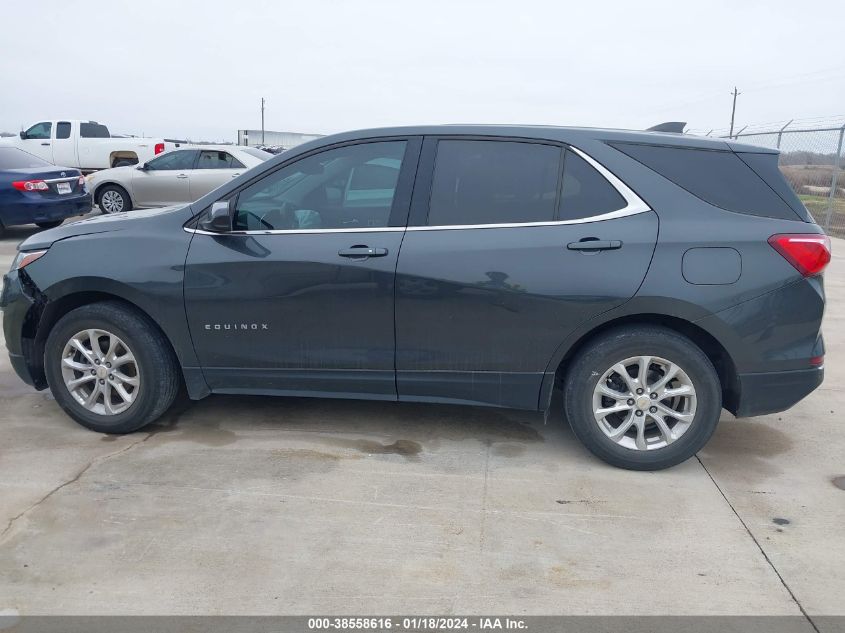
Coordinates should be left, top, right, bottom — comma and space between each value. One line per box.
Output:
569, 146, 650, 215
409, 146, 650, 231
185, 145, 650, 236
185, 226, 405, 236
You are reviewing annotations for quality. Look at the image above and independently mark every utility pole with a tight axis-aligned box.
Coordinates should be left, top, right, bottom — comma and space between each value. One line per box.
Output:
729, 87, 740, 138
260, 97, 265, 145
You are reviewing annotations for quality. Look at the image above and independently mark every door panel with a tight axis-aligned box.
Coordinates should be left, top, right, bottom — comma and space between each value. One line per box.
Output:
51, 122, 77, 167
184, 231, 404, 398
131, 170, 191, 206
132, 150, 197, 206
20, 122, 53, 162
189, 168, 240, 200
183, 137, 421, 399
394, 136, 658, 410
395, 213, 658, 408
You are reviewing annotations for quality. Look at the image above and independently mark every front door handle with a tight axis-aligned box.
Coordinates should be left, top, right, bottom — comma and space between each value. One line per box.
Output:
338, 246, 388, 258
176, 173, 188, 179
41, 142, 50, 146
567, 239, 622, 251
231, 173, 240, 178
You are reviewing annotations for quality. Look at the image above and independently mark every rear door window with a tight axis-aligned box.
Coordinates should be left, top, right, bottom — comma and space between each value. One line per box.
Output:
79, 122, 110, 138
197, 150, 246, 170
427, 140, 560, 226
610, 142, 799, 220
56, 122, 72, 139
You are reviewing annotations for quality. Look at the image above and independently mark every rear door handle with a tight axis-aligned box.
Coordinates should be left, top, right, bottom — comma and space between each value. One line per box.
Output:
41, 142, 50, 146
231, 173, 240, 178
338, 246, 388, 258
176, 173, 188, 179
567, 240, 622, 251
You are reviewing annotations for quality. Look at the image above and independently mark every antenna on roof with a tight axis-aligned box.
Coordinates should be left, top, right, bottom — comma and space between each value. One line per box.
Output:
646, 122, 686, 133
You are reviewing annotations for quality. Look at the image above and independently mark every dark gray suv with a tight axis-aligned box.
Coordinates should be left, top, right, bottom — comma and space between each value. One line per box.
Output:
1, 126, 831, 470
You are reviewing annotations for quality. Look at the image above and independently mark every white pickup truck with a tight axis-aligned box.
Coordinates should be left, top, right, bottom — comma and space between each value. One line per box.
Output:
0, 120, 181, 172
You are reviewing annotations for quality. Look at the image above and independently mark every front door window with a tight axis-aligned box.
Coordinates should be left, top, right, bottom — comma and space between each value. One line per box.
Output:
233, 141, 407, 231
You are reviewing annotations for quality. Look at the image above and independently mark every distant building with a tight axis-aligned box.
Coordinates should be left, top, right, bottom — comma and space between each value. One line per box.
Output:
237, 129, 323, 150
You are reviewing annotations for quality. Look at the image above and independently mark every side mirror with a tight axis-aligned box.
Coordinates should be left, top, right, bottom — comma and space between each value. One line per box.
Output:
19, 131, 26, 140
198, 201, 232, 233
136, 162, 147, 170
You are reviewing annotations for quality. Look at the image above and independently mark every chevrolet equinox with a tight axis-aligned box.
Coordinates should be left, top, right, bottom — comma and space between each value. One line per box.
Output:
1, 126, 830, 470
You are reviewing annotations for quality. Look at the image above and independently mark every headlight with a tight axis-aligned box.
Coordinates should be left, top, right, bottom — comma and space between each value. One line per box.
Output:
12, 250, 47, 271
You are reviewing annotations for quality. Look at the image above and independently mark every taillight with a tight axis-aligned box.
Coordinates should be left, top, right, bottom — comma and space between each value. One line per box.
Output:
78, 175, 85, 186
154, 142, 165, 154
768, 234, 831, 277
12, 180, 49, 191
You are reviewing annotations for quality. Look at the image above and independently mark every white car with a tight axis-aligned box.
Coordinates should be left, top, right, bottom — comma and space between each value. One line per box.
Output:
0, 120, 180, 171
87, 146, 272, 213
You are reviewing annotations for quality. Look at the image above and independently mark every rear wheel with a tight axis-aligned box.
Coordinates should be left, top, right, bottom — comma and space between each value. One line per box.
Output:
44, 301, 180, 433
563, 325, 721, 470
97, 184, 132, 213
35, 220, 63, 229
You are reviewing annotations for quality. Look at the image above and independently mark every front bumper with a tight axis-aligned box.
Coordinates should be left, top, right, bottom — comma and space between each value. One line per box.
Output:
8, 351, 36, 386
1, 268, 45, 389
734, 365, 824, 417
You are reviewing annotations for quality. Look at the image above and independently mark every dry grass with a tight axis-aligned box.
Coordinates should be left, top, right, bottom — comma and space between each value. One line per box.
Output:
799, 194, 845, 238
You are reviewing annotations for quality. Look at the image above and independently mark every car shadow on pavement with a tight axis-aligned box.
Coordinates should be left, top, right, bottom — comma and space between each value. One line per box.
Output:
139, 391, 574, 456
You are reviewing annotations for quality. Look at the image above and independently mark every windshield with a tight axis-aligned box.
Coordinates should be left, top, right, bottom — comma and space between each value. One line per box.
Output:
0, 147, 52, 169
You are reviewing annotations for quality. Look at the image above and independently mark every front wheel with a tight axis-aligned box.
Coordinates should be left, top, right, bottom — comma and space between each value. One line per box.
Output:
97, 185, 132, 214
44, 301, 181, 433
563, 325, 722, 470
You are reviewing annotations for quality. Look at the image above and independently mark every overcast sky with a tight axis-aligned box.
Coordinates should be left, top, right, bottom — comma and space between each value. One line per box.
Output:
2, 0, 844, 141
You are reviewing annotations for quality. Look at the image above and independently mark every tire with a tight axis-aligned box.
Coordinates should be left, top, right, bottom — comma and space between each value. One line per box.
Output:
44, 301, 181, 434
35, 220, 63, 229
97, 184, 132, 214
563, 325, 721, 471
112, 158, 136, 168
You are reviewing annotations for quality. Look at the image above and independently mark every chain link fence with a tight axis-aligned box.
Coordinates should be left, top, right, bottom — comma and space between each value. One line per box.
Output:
719, 124, 845, 238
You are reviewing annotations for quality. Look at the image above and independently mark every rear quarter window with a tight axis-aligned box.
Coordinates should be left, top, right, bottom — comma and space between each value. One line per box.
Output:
559, 150, 626, 220
80, 122, 111, 138
610, 142, 801, 221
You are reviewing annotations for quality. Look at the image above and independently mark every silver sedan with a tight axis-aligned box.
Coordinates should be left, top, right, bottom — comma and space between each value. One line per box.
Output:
87, 146, 272, 213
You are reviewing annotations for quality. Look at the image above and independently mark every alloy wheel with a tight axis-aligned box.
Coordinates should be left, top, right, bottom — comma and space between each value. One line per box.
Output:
100, 190, 125, 213
60, 329, 140, 415
592, 355, 697, 451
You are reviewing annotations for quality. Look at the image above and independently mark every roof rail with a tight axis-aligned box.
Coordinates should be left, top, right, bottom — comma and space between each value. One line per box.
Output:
646, 122, 686, 133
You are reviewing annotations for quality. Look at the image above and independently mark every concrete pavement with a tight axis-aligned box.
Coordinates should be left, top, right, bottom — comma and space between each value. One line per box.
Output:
0, 219, 842, 621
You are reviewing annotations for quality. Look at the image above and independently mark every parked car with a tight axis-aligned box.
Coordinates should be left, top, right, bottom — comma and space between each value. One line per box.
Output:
0, 125, 830, 470
255, 144, 286, 154
0, 147, 92, 234
86, 146, 272, 213
0, 120, 180, 171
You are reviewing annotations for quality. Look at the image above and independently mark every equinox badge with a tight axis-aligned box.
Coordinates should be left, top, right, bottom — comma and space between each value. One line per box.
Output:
204, 323, 269, 331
